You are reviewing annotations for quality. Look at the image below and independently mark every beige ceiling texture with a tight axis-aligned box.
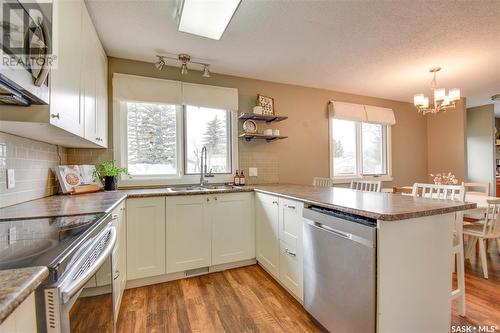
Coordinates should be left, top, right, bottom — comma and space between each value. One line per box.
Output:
86, 0, 500, 112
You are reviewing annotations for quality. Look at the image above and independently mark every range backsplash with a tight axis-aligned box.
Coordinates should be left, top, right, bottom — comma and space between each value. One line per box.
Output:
0, 132, 67, 208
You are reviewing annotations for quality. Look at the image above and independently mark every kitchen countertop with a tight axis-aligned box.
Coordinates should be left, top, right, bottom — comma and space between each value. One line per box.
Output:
0, 191, 127, 222
0, 266, 48, 324
0, 184, 476, 222
254, 184, 477, 221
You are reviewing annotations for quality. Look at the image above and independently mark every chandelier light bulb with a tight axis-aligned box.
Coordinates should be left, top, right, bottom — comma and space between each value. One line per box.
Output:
449, 88, 460, 101
434, 88, 446, 102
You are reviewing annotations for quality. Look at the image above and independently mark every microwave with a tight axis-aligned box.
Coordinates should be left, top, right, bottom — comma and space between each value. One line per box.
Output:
0, 0, 51, 105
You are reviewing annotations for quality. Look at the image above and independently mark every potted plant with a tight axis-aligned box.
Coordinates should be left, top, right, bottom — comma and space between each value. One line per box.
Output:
94, 160, 129, 191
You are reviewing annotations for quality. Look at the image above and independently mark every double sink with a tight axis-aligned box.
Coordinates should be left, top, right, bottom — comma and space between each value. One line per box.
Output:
165, 185, 241, 193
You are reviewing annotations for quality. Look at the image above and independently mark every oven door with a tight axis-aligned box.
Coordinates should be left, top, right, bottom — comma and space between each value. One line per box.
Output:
0, 0, 51, 104
44, 223, 117, 333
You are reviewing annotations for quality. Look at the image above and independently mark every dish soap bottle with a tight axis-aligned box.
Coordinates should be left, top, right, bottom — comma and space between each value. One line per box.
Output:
234, 170, 240, 186
240, 170, 246, 186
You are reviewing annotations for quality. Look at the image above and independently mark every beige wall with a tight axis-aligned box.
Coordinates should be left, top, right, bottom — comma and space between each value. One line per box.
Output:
466, 104, 495, 194
426, 99, 467, 182
68, 56, 429, 187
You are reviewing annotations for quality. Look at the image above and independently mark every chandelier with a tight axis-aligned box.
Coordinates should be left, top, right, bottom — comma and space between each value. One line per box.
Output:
413, 67, 460, 115
154, 53, 211, 77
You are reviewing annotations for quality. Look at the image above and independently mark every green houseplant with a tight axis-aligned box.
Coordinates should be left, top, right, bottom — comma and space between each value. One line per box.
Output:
94, 160, 129, 191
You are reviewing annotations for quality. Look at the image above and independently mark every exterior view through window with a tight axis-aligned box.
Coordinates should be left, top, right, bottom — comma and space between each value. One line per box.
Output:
332, 119, 387, 178
185, 105, 231, 174
125, 102, 231, 177
126, 102, 178, 176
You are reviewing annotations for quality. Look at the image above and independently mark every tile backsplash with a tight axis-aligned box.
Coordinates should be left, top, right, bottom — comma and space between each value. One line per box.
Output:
239, 151, 279, 184
0, 132, 67, 208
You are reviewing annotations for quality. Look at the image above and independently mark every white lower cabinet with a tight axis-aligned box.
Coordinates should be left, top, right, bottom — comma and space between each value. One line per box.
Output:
127, 197, 166, 280
256, 193, 304, 300
212, 193, 255, 265
166, 192, 255, 273
166, 195, 212, 273
0, 293, 36, 333
255, 193, 280, 278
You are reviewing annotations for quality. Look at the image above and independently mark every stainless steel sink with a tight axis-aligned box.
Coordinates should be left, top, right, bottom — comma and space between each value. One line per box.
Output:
166, 185, 239, 192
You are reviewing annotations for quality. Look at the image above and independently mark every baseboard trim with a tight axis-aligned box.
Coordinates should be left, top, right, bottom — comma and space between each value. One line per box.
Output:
125, 258, 257, 290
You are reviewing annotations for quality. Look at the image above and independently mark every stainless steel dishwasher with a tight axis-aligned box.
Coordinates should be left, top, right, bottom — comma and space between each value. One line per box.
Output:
303, 206, 377, 333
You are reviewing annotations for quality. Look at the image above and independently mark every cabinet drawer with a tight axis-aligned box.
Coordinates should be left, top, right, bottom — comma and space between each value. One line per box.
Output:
279, 240, 301, 298
278, 198, 303, 247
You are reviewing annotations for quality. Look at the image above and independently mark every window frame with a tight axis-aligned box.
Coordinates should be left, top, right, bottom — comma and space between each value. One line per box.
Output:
113, 101, 238, 187
329, 118, 392, 183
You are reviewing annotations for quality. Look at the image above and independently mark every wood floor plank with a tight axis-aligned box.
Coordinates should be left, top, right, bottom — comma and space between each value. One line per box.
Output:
72, 244, 499, 333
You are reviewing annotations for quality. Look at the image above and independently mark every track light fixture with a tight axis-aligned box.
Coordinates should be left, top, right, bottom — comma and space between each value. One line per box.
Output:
154, 53, 211, 78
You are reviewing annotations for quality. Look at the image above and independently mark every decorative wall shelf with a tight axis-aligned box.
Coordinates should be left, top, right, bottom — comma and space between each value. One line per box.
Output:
238, 113, 288, 123
239, 133, 288, 142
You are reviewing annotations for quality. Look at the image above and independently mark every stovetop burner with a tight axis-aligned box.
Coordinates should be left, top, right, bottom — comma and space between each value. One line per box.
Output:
0, 213, 105, 271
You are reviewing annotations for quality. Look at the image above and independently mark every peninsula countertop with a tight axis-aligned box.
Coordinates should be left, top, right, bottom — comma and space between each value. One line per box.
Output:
0, 267, 48, 324
0, 183, 476, 222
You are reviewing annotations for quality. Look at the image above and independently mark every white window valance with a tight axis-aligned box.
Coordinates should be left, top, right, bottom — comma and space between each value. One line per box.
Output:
113, 73, 239, 111
328, 101, 396, 125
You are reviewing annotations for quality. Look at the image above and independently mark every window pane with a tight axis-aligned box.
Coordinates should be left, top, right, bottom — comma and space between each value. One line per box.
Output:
126, 102, 178, 176
362, 123, 385, 175
332, 119, 357, 176
185, 105, 231, 174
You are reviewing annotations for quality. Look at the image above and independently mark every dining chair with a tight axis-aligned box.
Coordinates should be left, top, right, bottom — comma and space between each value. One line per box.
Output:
463, 182, 490, 196
412, 183, 466, 316
350, 180, 381, 192
312, 177, 335, 187
464, 199, 500, 279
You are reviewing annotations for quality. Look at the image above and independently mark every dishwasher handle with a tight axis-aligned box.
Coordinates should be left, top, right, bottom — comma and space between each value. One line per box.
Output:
305, 219, 375, 248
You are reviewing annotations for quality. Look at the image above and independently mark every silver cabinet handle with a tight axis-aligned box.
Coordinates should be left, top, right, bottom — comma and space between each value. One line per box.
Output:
206, 197, 210, 202
214, 196, 218, 201
113, 270, 120, 280
285, 248, 296, 257
51, 113, 60, 119
112, 214, 119, 220
272, 201, 278, 205
286, 205, 296, 209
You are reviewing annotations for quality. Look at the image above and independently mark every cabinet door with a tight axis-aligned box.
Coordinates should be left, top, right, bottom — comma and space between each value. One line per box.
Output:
0, 293, 36, 333
95, 43, 108, 148
113, 203, 126, 320
166, 196, 211, 273
212, 193, 255, 265
82, 7, 98, 144
49, 0, 84, 136
255, 193, 280, 278
278, 198, 303, 248
126, 198, 166, 280
279, 240, 301, 299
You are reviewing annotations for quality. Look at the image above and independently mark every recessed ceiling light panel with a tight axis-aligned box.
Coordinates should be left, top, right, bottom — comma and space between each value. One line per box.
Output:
177, 0, 241, 40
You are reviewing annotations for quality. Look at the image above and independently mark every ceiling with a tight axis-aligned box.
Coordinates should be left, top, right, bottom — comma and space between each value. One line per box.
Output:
86, 0, 500, 112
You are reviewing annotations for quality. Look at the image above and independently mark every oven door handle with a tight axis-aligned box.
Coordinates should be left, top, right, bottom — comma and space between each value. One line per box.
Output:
60, 224, 117, 303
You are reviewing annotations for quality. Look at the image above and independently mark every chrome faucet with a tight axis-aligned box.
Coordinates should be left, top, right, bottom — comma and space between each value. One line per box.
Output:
200, 146, 214, 186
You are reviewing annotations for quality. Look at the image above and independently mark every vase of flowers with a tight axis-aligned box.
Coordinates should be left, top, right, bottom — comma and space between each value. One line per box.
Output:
430, 172, 458, 185
94, 160, 129, 191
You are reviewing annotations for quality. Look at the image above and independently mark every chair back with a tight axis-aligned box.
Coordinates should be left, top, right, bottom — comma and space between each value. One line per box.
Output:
313, 177, 335, 187
412, 183, 465, 201
350, 180, 382, 192
463, 182, 490, 196
482, 199, 500, 237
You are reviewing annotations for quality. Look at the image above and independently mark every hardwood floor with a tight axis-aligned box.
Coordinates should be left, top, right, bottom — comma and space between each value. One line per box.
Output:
72, 246, 499, 333
116, 265, 321, 333
451, 240, 500, 327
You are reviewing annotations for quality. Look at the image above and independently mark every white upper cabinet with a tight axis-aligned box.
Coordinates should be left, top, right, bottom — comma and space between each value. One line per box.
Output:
166, 195, 212, 273
49, 0, 84, 136
0, 0, 107, 148
211, 193, 255, 266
